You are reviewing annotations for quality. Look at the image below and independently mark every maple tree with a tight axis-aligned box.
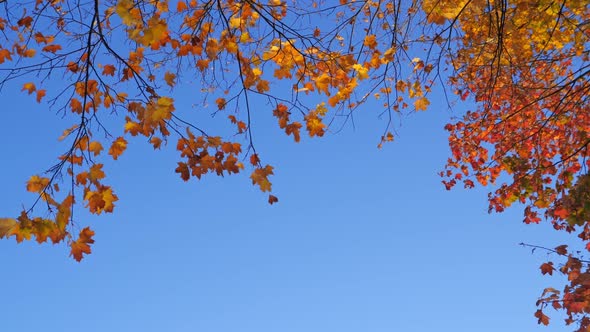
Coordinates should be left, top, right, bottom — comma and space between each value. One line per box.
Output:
0, 0, 587, 329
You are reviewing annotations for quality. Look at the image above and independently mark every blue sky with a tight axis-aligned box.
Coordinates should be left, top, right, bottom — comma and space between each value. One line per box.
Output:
0, 70, 579, 331
0, 2, 580, 329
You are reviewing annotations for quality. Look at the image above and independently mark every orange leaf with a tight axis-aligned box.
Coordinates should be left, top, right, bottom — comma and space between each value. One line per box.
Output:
0, 49, 12, 64
250, 165, 274, 192
534, 310, 549, 326
175, 162, 190, 181
22, 82, 36, 94
89, 141, 103, 156
109, 137, 127, 160
103, 64, 116, 76
41, 44, 62, 53
67, 61, 79, 72
196, 59, 210, 71
540, 262, 554, 275
216, 98, 226, 110
26, 175, 50, 193
70, 227, 95, 262
150, 136, 163, 149
363, 34, 377, 49
70, 98, 83, 114
164, 71, 176, 87
177, 1, 188, 11
414, 97, 430, 111
84, 186, 118, 214
23, 49, 36, 58
250, 153, 260, 166
36, 89, 46, 103
0, 218, 17, 239
268, 195, 279, 205
555, 245, 568, 255
553, 207, 568, 219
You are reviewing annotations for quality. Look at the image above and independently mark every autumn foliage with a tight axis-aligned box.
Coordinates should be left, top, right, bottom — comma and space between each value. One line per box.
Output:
0, 0, 588, 329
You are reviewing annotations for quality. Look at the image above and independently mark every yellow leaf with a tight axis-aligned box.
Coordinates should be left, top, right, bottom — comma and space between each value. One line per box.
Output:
315, 73, 331, 95
124, 118, 142, 136
141, 18, 168, 46
27, 175, 50, 193
414, 97, 430, 111
115, 0, 136, 26
352, 64, 369, 80
305, 112, 326, 137
0, 218, 17, 239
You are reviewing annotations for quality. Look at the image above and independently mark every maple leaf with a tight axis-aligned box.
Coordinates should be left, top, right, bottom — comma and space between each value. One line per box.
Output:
414, 97, 430, 111
216, 98, 226, 110
124, 119, 142, 136
540, 262, 554, 275
103, 65, 116, 76
363, 35, 378, 49
26, 175, 49, 193
88, 141, 103, 156
177, 1, 188, 12
250, 165, 274, 192
84, 186, 118, 214
23, 49, 36, 58
70, 227, 95, 262
175, 162, 190, 181
268, 195, 279, 205
196, 59, 210, 71
164, 72, 176, 87
315, 74, 331, 95
88, 165, 106, 183
22, 82, 36, 94
66, 62, 79, 72
41, 44, 62, 53
70, 98, 83, 114
150, 136, 163, 149
115, 0, 137, 26
352, 64, 369, 80
555, 245, 568, 255
36, 89, 46, 103
141, 18, 168, 47
534, 310, 549, 326
0, 218, 17, 239
109, 137, 127, 160
305, 113, 326, 137
0, 49, 12, 64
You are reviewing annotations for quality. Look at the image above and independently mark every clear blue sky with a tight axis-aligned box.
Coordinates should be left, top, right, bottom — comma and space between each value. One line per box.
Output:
1, 72, 577, 331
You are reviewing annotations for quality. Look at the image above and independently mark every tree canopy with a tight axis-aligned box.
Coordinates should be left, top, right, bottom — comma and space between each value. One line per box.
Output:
0, 0, 588, 329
